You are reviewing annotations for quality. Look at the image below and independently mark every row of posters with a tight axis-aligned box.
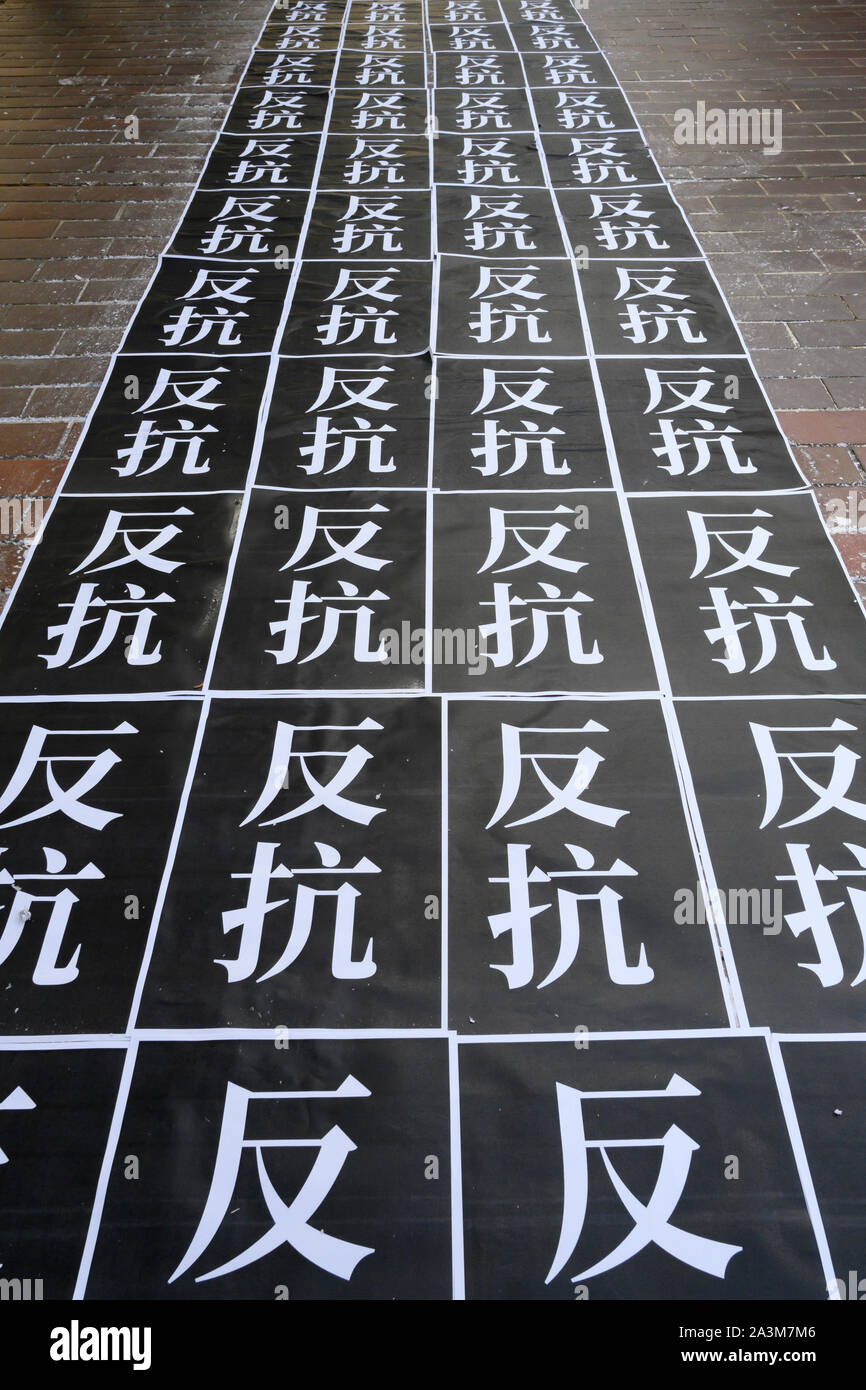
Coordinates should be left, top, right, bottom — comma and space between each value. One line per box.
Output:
0, 0, 863, 1300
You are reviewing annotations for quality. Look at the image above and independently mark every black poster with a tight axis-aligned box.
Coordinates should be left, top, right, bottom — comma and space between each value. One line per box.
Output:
138, 696, 442, 1029
678, 698, 866, 1031
0, 1046, 126, 1297
435, 254, 585, 356
66, 355, 271, 496
459, 1035, 825, 1299
599, 357, 804, 494
0, 495, 243, 696
0, 700, 199, 1033
432, 492, 656, 691
261, 353, 431, 489
0, 0, 857, 1304
780, 1040, 866, 1292
212, 488, 427, 690
433, 356, 609, 488
581, 258, 744, 358
121, 259, 290, 356
85, 1038, 452, 1300
632, 495, 866, 697
281, 260, 432, 355
448, 698, 729, 1031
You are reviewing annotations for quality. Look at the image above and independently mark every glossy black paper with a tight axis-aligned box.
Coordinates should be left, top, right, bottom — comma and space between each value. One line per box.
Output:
0, 0, 861, 1302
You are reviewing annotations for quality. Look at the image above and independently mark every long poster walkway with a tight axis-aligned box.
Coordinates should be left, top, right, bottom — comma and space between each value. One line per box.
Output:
0, 0, 862, 1301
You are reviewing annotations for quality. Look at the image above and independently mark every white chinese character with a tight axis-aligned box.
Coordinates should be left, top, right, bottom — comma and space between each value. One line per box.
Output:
547, 1075, 742, 1284
169, 1078, 374, 1284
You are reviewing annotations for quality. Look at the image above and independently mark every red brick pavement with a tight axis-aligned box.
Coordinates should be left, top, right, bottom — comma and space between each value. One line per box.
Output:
0, 0, 272, 596
586, 0, 866, 592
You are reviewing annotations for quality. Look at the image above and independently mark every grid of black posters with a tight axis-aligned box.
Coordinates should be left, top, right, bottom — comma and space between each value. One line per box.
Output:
0, 0, 861, 1301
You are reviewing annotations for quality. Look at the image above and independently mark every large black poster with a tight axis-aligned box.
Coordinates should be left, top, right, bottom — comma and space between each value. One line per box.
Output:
0, 0, 859, 1303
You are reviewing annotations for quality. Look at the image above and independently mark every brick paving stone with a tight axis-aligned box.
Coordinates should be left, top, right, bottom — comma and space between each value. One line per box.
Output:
589, 0, 866, 532
816, 485, 866, 577
0, 0, 273, 598
0, 540, 28, 590
0, 420, 67, 458
777, 410, 866, 444
826, 379, 866, 407
794, 444, 865, 487
0, 458, 66, 494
